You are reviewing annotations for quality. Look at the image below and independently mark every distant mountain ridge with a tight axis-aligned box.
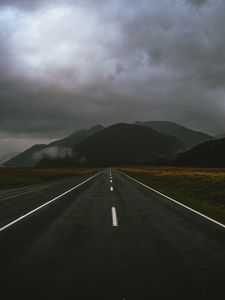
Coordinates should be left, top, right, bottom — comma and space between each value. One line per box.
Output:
135, 121, 215, 149
3, 125, 104, 167
48, 125, 104, 148
3, 144, 47, 167
0, 152, 19, 165
37, 123, 184, 167
3, 121, 214, 167
175, 137, 225, 167
216, 133, 225, 139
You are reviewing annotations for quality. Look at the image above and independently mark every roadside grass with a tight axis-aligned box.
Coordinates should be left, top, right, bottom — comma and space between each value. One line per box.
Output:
0, 167, 102, 189
118, 166, 225, 224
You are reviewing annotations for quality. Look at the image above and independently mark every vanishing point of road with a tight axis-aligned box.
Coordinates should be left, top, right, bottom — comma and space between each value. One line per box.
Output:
0, 168, 225, 299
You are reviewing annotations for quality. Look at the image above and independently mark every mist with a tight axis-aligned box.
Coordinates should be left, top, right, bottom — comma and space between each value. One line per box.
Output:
32, 146, 74, 163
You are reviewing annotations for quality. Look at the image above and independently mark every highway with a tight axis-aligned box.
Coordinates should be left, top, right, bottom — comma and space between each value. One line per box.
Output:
0, 168, 225, 299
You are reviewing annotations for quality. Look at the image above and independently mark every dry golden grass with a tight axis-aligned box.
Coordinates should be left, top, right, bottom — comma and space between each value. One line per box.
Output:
118, 166, 225, 224
0, 167, 102, 188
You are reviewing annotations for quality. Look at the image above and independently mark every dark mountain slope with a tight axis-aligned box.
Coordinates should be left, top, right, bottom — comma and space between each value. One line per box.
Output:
4, 125, 104, 167
175, 138, 225, 167
48, 125, 104, 148
3, 144, 47, 167
136, 121, 214, 149
0, 152, 19, 165
216, 133, 225, 139
45, 123, 183, 167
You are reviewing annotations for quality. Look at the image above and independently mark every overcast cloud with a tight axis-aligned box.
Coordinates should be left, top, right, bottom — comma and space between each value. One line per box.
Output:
0, 0, 225, 156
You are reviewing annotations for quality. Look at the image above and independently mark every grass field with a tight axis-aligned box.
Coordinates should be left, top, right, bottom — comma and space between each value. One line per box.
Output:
118, 166, 225, 224
0, 167, 102, 189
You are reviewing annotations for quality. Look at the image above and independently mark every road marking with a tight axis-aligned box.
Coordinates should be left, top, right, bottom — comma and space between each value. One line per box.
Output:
110, 186, 113, 192
112, 206, 118, 227
119, 171, 225, 229
109, 168, 112, 177
110, 179, 113, 183
0, 185, 50, 203
0, 172, 102, 233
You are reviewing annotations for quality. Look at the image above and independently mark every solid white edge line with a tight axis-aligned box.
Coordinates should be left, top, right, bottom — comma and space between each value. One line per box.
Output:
0, 172, 102, 232
119, 170, 225, 229
112, 206, 118, 226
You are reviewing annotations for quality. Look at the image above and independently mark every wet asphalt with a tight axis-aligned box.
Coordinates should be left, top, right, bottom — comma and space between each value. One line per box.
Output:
0, 168, 225, 300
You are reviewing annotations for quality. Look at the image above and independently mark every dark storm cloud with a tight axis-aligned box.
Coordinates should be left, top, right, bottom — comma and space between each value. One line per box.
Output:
187, 0, 207, 6
0, 0, 225, 156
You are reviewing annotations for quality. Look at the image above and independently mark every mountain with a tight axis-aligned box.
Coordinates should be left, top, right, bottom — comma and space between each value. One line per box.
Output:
38, 123, 184, 167
216, 133, 225, 139
135, 121, 215, 149
3, 144, 47, 167
3, 125, 104, 167
48, 125, 104, 148
7, 121, 213, 168
175, 138, 225, 167
0, 152, 19, 165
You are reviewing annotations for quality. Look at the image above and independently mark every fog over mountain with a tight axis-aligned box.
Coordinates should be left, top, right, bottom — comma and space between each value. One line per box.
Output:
0, 0, 225, 157
36, 123, 184, 167
4, 121, 214, 167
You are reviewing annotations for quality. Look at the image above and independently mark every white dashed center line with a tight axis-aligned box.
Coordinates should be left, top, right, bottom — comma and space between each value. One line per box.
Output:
110, 186, 113, 192
112, 206, 118, 227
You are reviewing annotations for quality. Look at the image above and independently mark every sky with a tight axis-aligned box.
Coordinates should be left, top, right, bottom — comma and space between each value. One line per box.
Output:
0, 0, 225, 158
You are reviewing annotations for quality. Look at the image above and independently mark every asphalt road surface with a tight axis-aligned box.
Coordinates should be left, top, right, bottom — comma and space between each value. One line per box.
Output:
0, 168, 225, 300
